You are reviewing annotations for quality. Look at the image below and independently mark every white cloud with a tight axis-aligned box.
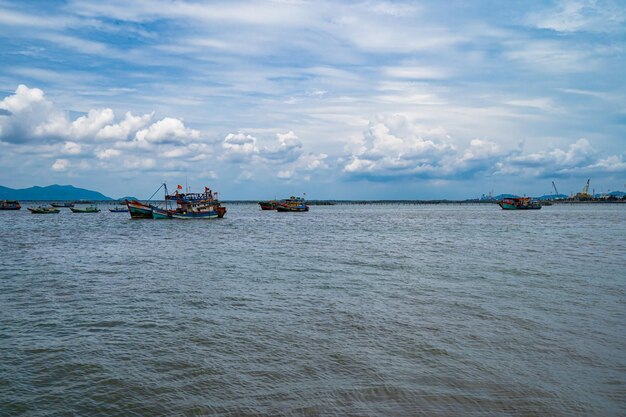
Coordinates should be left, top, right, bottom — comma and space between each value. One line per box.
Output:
95, 148, 120, 159
526, 0, 626, 33
62, 141, 82, 155
260, 131, 303, 162
276, 169, 293, 179
97, 111, 153, 140
123, 156, 156, 170
135, 117, 200, 144
51, 158, 70, 172
343, 117, 624, 180
222, 132, 259, 162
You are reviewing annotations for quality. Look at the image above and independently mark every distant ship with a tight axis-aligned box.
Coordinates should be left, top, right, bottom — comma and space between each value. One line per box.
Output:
0, 200, 21, 210
276, 196, 309, 212
109, 206, 128, 213
152, 186, 227, 219
51, 202, 75, 208
258, 200, 278, 210
499, 197, 541, 210
70, 205, 101, 213
27, 206, 59, 214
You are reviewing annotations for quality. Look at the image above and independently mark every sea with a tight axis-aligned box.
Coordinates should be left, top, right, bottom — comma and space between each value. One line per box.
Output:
0, 203, 624, 416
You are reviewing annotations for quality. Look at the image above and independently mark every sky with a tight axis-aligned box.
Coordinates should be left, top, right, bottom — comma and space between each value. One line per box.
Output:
0, 0, 625, 199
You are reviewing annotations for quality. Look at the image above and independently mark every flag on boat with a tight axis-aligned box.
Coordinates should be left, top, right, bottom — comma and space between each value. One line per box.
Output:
177, 184, 183, 190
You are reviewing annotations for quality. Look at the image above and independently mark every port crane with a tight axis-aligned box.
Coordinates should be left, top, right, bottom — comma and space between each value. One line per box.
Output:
582, 179, 590, 195
574, 179, 592, 200
552, 181, 559, 198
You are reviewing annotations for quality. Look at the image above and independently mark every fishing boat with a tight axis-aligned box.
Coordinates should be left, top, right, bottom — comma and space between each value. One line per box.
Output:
126, 199, 153, 218
498, 197, 541, 210
51, 202, 75, 208
276, 196, 309, 212
125, 183, 173, 219
258, 200, 278, 210
70, 205, 101, 213
27, 206, 60, 214
152, 185, 226, 219
0, 200, 21, 210
109, 206, 128, 213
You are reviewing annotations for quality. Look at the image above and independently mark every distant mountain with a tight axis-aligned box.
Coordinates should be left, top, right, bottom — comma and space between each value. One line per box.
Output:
0, 184, 112, 200
494, 194, 519, 200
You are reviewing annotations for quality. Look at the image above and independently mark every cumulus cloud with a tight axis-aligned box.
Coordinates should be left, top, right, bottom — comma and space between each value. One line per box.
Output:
343, 115, 457, 179
0, 85, 211, 178
0, 84, 62, 143
96, 111, 153, 140
222, 132, 259, 162
135, 117, 199, 144
260, 131, 303, 162
343, 116, 625, 181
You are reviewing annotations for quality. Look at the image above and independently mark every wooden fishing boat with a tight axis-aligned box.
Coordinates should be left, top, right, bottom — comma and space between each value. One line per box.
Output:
498, 197, 541, 210
70, 205, 100, 213
51, 202, 75, 208
258, 200, 278, 210
126, 199, 153, 218
276, 196, 309, 212
27, 206, 59, 214
152, 185, 226, 219
0, 200, 21, 210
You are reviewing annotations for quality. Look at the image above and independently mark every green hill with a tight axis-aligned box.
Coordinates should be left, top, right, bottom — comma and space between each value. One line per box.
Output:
0, 184, 112, 200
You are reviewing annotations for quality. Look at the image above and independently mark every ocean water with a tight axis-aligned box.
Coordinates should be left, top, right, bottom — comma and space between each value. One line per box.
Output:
0, 203, 624, 416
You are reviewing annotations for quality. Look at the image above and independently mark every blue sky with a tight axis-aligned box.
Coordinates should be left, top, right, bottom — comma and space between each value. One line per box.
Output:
0, 0, 624, 199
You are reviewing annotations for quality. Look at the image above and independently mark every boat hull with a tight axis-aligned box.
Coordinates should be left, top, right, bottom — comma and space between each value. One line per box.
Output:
126, 200, 153, 218
498, 201, 541, 210
276, 205, 309, 212
28, 207, 59, 214
259, 201, 277, 210
70, 207, 101, 213
152, 207, 221, 219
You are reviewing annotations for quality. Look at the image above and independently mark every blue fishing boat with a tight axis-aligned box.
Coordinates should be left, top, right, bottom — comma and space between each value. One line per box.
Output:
276, 195, 308, 212
152, 185, 226, 220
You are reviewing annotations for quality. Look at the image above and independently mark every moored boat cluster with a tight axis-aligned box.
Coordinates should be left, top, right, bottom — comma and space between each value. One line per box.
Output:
257, 195, 309, 212
2, 185, 313, 219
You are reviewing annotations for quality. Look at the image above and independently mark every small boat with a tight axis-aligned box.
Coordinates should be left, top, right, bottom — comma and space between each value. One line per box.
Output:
27, 206, 60, 214
498, 197, 542, 210
70, 205, 101, 213
152, 186, 227, 220
51, 202, 75, 208
0, 200, 21, 210
258, 200, 278, 210
276, 196, 309, 212
109, 206, 128, 213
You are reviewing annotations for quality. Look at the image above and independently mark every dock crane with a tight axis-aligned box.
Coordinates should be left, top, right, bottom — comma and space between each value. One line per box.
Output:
552, 181, 560, 198
575, 179, 592, 200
